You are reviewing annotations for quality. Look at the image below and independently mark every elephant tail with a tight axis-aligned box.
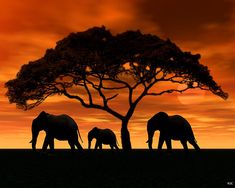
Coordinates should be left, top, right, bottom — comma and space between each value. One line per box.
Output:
77, 129, 83, 143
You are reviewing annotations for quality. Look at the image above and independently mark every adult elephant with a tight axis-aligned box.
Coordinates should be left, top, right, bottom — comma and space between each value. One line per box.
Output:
146, 112, 200, 151
30, 111, 83, 151
88, 127, 119, 150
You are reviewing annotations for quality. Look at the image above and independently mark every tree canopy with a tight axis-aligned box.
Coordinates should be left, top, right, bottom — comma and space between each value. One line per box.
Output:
5, 26, 228, 150
5, 26, 228, 111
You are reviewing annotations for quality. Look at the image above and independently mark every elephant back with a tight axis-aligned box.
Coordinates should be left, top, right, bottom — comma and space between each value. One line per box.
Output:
169, 115, 195, 140
48, 114, 78, 131
100, 128, 117, 143
100, 129, 115, 137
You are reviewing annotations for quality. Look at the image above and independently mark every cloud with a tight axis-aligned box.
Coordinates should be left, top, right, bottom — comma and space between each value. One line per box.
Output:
134, 0, 235, 41
0, 0, 138, 34
0, 0, 159, 81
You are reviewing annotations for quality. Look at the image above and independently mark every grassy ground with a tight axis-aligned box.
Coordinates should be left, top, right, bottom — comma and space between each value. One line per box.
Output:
0, 149, 234, 188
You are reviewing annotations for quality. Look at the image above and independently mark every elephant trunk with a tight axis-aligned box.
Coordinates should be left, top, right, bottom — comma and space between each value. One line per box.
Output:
88, 134, 93, 150
88, 131, 95, 150
88, 137, 94, 150
146, 138, 153, 150
147, 122, 154, 150
88, 140, 91, 150
31, 130, 39, 151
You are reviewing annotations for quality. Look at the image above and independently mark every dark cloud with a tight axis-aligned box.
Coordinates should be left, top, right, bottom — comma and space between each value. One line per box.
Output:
135, 0, 234, 41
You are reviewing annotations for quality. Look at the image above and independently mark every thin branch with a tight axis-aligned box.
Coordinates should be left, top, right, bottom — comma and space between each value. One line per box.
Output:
94, 75, 109, 106
85, 77, 98, 89
128, 88, 133, 106
157, 75, 186, 84
132, 81, 144, 90
107, 94, 119, 101
146, 86, 196, 96
101, 85, 127, 90
25, 93, 52, 110
104, 106, 124, 120
83, 79, 93, 105
130, 77, 159, 111
56, 75, 124, 120
198, 86, 210, 91
86, 75, 122, 106
62, 86, 124, 119
92, 74, 131, 89
126, 68, 164, 107
62, 87, 91, 108
85, 77, 107, 106
90, 73, 136, 107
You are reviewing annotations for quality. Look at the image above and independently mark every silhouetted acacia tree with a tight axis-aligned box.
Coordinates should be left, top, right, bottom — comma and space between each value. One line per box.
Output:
5, 26, 228, 150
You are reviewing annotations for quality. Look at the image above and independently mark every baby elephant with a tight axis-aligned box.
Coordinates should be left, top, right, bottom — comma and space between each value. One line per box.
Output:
88, 127, 119, 150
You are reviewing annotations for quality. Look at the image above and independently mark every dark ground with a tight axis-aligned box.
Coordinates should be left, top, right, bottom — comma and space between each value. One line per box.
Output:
0, 149, 234, 188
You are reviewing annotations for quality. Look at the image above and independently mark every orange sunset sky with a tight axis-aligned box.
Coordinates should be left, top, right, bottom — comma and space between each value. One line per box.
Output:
0, 0, 235, 149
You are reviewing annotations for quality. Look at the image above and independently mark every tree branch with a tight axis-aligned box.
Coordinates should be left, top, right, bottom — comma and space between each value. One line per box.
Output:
146, 86, 198, 96
86, 75, 124, 106
83, 79, 93, 105
92, 75, 131, 89
101, 85, 127, 90
107, 94, 119, 101
62, 87, 91, 108
55, 79, 124, 120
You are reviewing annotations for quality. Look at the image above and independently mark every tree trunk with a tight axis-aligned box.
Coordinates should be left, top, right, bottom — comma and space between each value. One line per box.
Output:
121, 119, 132, 151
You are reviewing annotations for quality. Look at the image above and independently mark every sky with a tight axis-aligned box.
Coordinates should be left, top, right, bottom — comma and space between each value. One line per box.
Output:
0, 0, 235, 149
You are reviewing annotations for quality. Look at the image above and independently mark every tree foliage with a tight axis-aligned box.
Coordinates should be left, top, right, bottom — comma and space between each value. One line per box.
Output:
5, 26, 228, 111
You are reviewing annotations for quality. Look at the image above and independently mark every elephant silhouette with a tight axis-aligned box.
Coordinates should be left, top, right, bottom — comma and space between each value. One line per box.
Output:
88, 127, 119, 150
30, 111, 83, 151
146, 112, 200, 151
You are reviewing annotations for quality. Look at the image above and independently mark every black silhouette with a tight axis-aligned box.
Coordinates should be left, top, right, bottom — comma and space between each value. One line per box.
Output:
5, 26, 227, 150
30, 111, 83, 151
88, 127, 119, 150
146, 112, 200, 151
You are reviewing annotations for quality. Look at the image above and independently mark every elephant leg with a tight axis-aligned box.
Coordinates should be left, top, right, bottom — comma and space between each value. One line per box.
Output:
180, 140, 188, 151
114, 143, 119, 150
49, 139, 55, 151
75, 140, 83, 150
72, 133, 83, 150
147, 132, 154, 150
68, 140, 75, 151
42, 135, 50, 151
147, 138, 153, 150
95, 140, 99, 150
165, 138, 172, 151
110, 145, 114, 150
188, 139, 200, 151
158, 134, 165, 150
99, 143, 102, 150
